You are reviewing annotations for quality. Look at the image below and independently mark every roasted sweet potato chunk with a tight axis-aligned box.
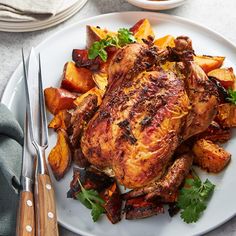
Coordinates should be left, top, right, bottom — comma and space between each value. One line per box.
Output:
196, 121, 231, 143
154, 35, 175, 49
193, 139, 231, 173
48, 110, 72, 131
86, 25, 117, 48
130, 18, 155, 44
215, 103, 236, 128
124, 196, 164, 220
48, 129, 71, 180
194, 55, 225, 73
74, 87, 103, 107
44, 87, 76, 115
61, 62, 95, 93
208, 67, 235, 89
100, 182, 122, 224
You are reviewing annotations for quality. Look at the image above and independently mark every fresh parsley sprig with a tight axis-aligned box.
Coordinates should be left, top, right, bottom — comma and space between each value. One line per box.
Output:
227, 88, 236, 105
76, 179, 105, 222
88, 28, 136, 62
177, 174, 215, 224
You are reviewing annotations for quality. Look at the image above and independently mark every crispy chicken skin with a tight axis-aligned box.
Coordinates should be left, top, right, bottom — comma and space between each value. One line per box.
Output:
81, 37, 219, 189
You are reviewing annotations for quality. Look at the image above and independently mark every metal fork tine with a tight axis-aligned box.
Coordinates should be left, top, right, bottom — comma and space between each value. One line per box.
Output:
38, 53, 48, 147
21, 48, 36, 144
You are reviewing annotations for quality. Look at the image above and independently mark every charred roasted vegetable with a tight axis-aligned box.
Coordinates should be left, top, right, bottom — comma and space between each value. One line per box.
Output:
193, 139, 231, 173
124, 196, 164, 220
44, 87, 76, 115
61, 61, 95, 93
48, 129, 71, 180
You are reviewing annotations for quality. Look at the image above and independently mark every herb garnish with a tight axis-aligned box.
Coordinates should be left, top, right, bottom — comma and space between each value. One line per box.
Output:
227, 88, 236, 105
177, 172, 215, 224
76, 179, 105, 222
88, 28, 136, 62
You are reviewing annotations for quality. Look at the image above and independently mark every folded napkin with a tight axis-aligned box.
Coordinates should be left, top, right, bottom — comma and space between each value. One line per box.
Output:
0, 103, 23, 236
0, 0, 64, 22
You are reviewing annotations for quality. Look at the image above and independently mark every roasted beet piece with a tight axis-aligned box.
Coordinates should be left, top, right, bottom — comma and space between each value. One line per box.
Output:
100, 182, 122, 224
72, 49, 101, 71
124, 196, 164, 220
67, 167, 114, 199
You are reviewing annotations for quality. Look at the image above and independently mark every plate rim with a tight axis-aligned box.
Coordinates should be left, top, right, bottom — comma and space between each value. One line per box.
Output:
1, 11, 236, 236
126, 0, 187, 10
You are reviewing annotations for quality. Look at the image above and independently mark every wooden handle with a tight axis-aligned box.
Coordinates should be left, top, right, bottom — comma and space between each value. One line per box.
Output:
16, 191, 35, 236
35, 174, 59, 236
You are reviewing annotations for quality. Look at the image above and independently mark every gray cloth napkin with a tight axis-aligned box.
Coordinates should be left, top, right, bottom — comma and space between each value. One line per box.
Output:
0, 103, 23, 236
0, 0, 64, 22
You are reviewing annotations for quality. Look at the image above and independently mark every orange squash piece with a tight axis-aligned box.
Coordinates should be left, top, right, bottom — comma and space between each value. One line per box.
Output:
44, 87, 76, 115
130, 18, 155, 44
48, 110, 71, 131
208, 67, 235, 89
193, 139, 231, 173
48, 129, 71, 180
86, 25, 117, 48
61, 61, 95, 93
154, 35, 175, 49
194, 55, 225, 73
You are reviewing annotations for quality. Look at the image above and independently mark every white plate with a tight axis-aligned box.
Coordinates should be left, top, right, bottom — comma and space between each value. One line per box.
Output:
2, 12, 236, 236
126, 0, 187, 10
0, 0, 88, 32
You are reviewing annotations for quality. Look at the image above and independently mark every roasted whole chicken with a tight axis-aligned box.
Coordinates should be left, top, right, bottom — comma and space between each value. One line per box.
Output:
81, 36, 219, 194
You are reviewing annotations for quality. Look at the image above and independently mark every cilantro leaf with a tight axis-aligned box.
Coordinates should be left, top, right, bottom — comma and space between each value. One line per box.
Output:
117, 28, 136, 46
76, 192, 92, 209
76, 179, 105, 222
227, 88, 236, 105
88, 28, 136, 62
177, 177, 215, 224
91, 202, 105, 222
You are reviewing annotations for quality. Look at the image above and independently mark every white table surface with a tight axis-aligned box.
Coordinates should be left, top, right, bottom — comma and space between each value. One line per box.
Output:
0, 0, 236, 235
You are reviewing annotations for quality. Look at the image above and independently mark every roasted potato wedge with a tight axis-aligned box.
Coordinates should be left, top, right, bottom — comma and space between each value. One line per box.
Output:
44, 87, 76, 115
154, 35, 175, 49
124, 196, 164, 220
100, 182, 122, 224
208, 67, 235, 89
74, 87, 103, 107
48, 129, 71, 180
130, 18, 155, 44
193, 139, 231, 173
86, 25, 117, 48
48, 110, 72, 131
61, 62, 95, 93
194, 55, 225, 73
215, 103, 236, 128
